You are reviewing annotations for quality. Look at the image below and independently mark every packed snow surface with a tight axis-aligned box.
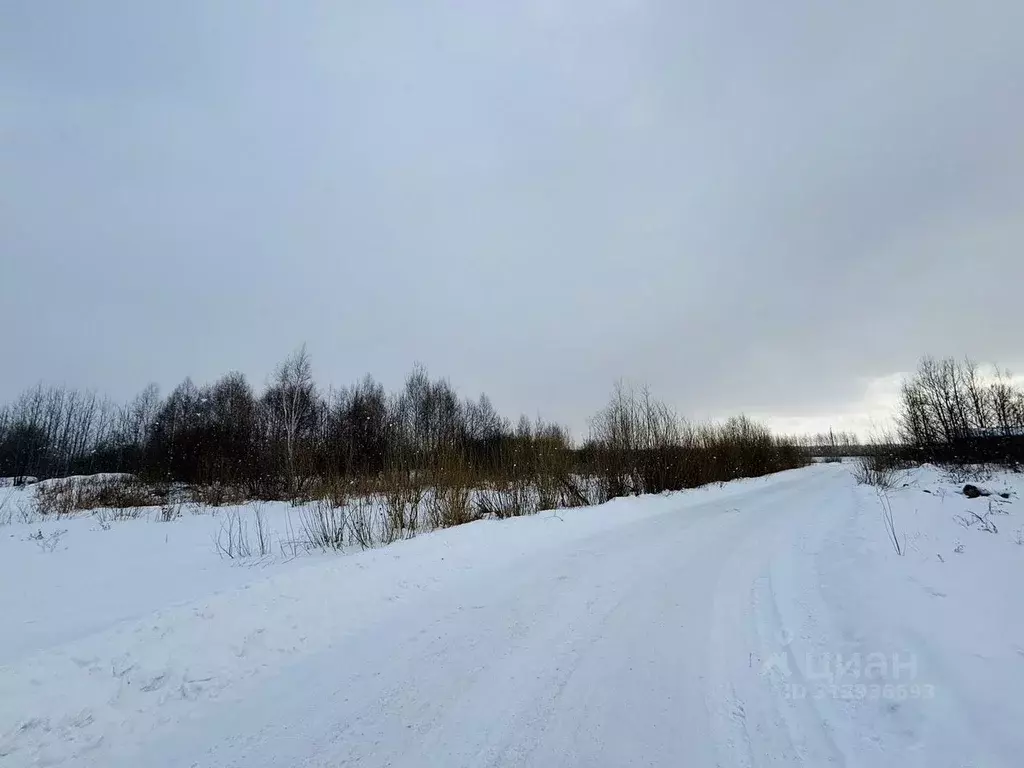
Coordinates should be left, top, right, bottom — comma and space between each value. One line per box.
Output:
2, 463, 1023, 767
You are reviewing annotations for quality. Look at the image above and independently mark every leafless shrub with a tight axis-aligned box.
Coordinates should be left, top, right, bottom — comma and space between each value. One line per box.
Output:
417, 452, 477, 529
532, 434, 587, 510
1014, 528, 1023, 546
954, 541, 965, 553
85, 477, 154, 509
954, 508, 999, 534
432, 484, 474, 528
252, 503, 272, 556
30, 528, 67, 553
853, 456, 904, 490
532, 476, 560, 512
192, 484, 227, 508
347, 496, 377, 550
190, 483, 248, 508
278, 508, 308, 559
970, 509, 998, 534
299, 499, 347, 551
33, 476, 155, 517
379, 499, 401, 545
158, 500, 182, 523
108, 505, 145, 521
313, 476, 352, 510
32, 479, 79, 517
0, 489, 12, 526
942, 463, 995, 485
474, 491, 501, 519
595, 470, 633, 504
214, 509, 250, 559
476, 474, 534, 519
42, 529, 67, 552
213, 507, 271, 559
559, 475, 594, 508
876, 491, 905, 555
380, 469, 424, 543
15, 499, 37, 524
988, 498, 1010, 515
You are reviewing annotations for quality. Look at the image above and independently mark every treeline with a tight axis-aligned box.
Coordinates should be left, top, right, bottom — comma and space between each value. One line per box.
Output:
897, 357, 1024, 465
0, 347, 806, 502
790, 430, 863, 457
586, 383, 804, 497
0, 348, 569, 496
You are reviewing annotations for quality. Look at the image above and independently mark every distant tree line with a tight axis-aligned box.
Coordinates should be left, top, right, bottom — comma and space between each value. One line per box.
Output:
790, 430, 863, 458
0, 347, 810, 501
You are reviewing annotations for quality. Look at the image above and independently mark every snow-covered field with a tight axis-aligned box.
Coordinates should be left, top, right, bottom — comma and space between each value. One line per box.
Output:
2, 463, 1022, 767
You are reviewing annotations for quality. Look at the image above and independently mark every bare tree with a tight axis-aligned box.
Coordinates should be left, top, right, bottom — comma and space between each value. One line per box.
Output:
273, 345, 315, 496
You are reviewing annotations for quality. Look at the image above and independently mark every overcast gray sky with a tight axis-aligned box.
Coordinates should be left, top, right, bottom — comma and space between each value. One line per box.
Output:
2, 0, 1023, 437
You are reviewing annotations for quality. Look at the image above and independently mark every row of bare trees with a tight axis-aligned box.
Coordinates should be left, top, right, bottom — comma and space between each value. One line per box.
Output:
790, 430, 863, 458
897, 357, 1024, 464
1, 347, 806, 501
584, 383, 806, 498
0, 348, 569, 494
0, 384, 148, 481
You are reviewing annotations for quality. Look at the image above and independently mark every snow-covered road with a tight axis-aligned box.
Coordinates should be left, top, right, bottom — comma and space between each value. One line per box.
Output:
3, 464, 1023, 767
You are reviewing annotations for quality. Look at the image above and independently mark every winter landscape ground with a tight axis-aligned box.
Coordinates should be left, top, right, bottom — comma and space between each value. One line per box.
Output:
5, 0, 1023, 764
2, 461, 1022, 767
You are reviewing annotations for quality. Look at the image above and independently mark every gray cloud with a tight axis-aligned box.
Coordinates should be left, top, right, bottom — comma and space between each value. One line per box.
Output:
3, 0, 1023, 436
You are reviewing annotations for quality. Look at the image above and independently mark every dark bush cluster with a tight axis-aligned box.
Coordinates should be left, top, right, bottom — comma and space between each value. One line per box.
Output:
582, 383, 806, 500
897, 357, 1024, 466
